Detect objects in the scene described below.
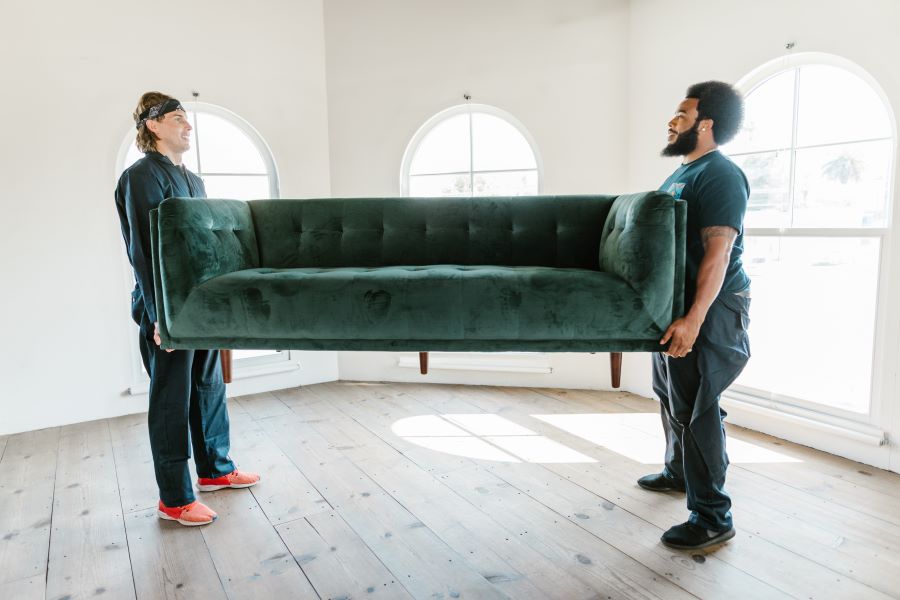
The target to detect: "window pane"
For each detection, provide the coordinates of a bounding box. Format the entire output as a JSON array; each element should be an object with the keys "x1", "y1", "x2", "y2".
[
  {"x1": 409, "y1": 114, "x2": 471, "y2": 175},
  {"x1": 472, "y1": 113, "x2": 537, "y2": 171},
  {"x1": 201, "y1": 175, "x2": 271, "y2": 200},
  {"x1": 797, "y1": 65, "x2": 892, "y2": 147},
  {"x1": 124, "y1": 144, "x2": 142, "y2": 170},
  {"x1": 730, "y1": 151, "x2": 792, "y2": 228},
  {"x1": 194, "y1": 112, "x2": 266, "y2": 174},
  {"x1": 791, "y1": 140, "x2": 892, "y2": 228},
  {"x1": 473, "y1": 170, "x2": 538, "y2": 196},
  {"x1": 737, "y1": 236, "x2": 879, "y2": 413},
  {"x1": 182, "y1": 141, "x2": 200, "y2": 172},
  {"x1": 724, "y1": 69, "x2": 795, "y2": 155},
  {"x1": 182, "y1": 113, "x2": 200, "y2": 172},
  {"x1": 409, "y1": 173, "x2": 472, "y2": 197}
]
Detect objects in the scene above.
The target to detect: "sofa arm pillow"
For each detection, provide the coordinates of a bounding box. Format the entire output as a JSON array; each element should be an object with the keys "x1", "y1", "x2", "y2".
[{"x1": 599, "y1": 191, "x2": 685, "y2": 330}]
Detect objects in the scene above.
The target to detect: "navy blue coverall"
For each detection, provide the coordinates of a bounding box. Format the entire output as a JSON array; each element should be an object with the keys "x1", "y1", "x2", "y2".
[
  {"x1": 115, "y1": 151, "x2": 235, "y2": 507},
  {"x1": 656, "y1": 150, "x2": 752, "y2": 532}
]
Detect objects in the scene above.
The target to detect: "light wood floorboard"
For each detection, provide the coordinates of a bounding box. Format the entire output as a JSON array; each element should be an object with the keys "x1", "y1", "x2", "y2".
[
  {"x1": 45, "y1": 420, "x2": 135, "y2": 600},
  {"x1": 0, "y1": 428, "x2": 59, "y2": 597},
  {"x1": 0, "y1": 575, "x2": 45, "y2": 600},
  {"x1": 125, "y1": 507, "x2": 227, "y2": 600},
  {"x1": 275, "y1": 510, "x2": 415, "y2": 600},
  {"x1": 5, "y1": 382, "x2": 900, "y2": 600}
]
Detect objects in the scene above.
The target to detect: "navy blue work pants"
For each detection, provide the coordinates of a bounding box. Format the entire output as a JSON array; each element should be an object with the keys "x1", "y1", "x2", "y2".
[
  {"x1": 652, "y1": 292, "x2": 751, "y2": 531},
  {"x1": 138, "y1": 314, "x2": 235, "y2": 507}
]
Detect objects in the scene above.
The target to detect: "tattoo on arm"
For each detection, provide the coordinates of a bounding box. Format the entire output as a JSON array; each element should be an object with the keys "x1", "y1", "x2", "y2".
[{"x1": 701, "y1": 226, "x2": 738, "y2": 253}]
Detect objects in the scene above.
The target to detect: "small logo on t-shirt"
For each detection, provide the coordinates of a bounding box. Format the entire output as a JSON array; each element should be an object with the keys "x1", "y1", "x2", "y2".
[{"x1": 667, "y1": 183, "x2": 686, "y2": 199}]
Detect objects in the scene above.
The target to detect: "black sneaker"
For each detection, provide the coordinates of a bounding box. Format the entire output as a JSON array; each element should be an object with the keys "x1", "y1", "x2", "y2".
[
  {"x1": 661, "y1": 521, "x2": 735, "y2": 550},
  {"x1": 637, "y1": 472, "x2": 686, "y2": 493}
]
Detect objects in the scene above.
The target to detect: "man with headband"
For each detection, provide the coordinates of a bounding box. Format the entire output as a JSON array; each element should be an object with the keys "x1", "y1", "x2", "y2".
[{"x1": 115, "y1": 91, "x2": 259, "y2": 527}]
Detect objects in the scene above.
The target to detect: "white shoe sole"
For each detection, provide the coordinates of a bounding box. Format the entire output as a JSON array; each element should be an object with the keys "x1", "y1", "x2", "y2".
[
  {"x1": 197, "y1": 479, "x2": 259, "y2": 492},
  {"x1": 157, "y1": 509, "x2": 217, "y2": 526}
]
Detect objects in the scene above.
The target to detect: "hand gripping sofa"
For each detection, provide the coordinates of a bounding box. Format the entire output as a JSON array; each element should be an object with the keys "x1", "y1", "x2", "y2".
[{"x1": 150, "y1": 193, "x2": 685, "y2": 382}]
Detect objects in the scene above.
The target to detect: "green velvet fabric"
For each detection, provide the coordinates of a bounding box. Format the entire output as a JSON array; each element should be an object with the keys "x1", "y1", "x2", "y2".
[
  {"x1": 598, "y1": 191, "x2": 681, "y2": 330},
  {"x1": 152, "y1": 194, "x2": 685, "y2": 351},
  {"x1": 171, "y1": 265, "x2": 656, "y2": 341},
  {"x1": 155, "y1": 199, "x2": 259, "y2": 327},
  {"x1": 248, "y1": 196, "x2": 613, "y2": 269}
]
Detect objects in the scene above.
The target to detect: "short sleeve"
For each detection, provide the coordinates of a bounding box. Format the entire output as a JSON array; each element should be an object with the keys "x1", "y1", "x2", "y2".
[{"x1": 695, "y1": 164, "x2": 749, "y2": 234}]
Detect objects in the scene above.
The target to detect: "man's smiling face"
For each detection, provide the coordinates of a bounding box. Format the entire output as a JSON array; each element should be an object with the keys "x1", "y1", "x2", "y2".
[
  {"x1": 148, "y1": 109, "x2": 192, "y2": 156},
  {"x1": 662, "y1": 98, "x2": 701, "y2": 157}
]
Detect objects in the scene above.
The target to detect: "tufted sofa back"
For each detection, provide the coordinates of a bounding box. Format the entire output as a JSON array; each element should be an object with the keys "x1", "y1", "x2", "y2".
[{"x1": 248, "y1": 196, "x2": 615, "y2": 270}]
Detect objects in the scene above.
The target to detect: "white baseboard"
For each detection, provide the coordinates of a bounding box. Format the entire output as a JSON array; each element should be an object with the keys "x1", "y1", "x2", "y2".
[
  {"x1": 397, "y1": 352, "x2": 553, "y2": 374},
  {"x1": 722, "y1": 390, "x2": 892, "y2": 470}
]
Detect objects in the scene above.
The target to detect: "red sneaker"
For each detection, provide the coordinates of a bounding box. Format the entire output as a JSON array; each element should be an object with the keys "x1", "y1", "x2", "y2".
[
  {"x1": 197, "y1": 469, "x2": 261, "y2": 492},
  {"x1": 157, "y1": 500, "x2": 218, "y2": 526}
]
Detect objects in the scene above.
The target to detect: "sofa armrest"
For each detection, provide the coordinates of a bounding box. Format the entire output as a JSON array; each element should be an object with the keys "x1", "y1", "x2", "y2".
[
  {"x1": 599, "y1": 191, "x2": 686, "y2": 330},
  {"x1": 151, "y1": 198, "x2": 260, "y2": 344}
]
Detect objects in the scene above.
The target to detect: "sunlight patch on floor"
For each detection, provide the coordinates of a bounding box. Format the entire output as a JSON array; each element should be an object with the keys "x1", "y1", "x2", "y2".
[
  {"x1": 407, "y1": 435, "x2": 523, "y2": 462},
  {"x1": 392, "y1": 414, "x2": 595, "y2": 463},
  {"x1": 391, "y1": 412, "x2": 800, "y2": 465},
  {"x1": 533, "y1": 413, "x2": 803, "y2": 464}
]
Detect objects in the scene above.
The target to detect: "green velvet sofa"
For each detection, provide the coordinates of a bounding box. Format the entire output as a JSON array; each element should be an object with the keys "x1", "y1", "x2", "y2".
[{"x1": 150, "y1": 193, "x2": 685, "y2": 366}]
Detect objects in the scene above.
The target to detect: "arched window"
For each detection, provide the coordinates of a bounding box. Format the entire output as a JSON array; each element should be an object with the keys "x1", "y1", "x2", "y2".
[
  {"x1": 401, "y1": 104, "x2": 540, "y2": 197},
  {"x1": 120, "y1": 102, "x2": 279, "y2": 199},
  {"x1": 116, "y1": 102, "x2": 283, "y2": 380},
  {"x1": 722, "y1": 54, "x2": 895, "y2": 418}
]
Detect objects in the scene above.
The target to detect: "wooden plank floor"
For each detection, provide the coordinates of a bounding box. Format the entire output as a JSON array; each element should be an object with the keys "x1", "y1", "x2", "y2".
[{"x1": 1, "y1": 382, "x2": 898, "y2": 600}]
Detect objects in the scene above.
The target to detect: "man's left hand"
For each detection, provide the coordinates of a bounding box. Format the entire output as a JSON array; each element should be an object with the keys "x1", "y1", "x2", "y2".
[
  {"x1": 660, "y1": 316, "x2": 702, "y2": 358},
  {"x1": 154, "y1": 322, "x2": 175, "y2": 353}
]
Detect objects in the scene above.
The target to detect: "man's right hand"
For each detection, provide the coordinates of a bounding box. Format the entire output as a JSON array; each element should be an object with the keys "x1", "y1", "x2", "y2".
[
  {"x1": 153, "y1": 322, "x2": 175, "y2": 353},
  {"x1": 660, "y1": 314, "x2": 702, "y2": 358}
]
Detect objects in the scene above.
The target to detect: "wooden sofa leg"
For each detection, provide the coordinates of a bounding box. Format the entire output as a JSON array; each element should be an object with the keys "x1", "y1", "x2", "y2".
[
  {"x1": 610, "y1": 352, "x2": 622, "y2": 389},
  {"x1": 419, "y1": 352, "x2": 429, "y2": 375},
  {"x1": 220, "y1": 349, "x2": 233, "y2": 384}
]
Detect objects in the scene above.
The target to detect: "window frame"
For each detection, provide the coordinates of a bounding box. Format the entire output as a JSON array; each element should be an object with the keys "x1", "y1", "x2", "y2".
[
  {"x1": 721, "y1": 52, "x2": 897, "y2": 436},
  {"x1": 399, "y1": 102, "x2": 544, "y2": 197}
]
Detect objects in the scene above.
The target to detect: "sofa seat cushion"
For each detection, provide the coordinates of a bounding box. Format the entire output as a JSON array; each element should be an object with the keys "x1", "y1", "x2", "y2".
[{"x1": 169, "y1": 265, "x2": 661, "y2": 343}]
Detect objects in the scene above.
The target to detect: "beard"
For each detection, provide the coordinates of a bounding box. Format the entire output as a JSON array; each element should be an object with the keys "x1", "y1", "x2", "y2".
[{"x1": 661, "y1": 122, "x2": 700, "y2": 157}]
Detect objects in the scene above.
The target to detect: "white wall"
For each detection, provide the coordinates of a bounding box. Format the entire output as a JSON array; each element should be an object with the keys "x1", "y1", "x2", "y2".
[
  {"x1": 338, "y1": 351, "x2": 650, "y2": 392},
  {"x1": 324, "y1": 0, "x2": 636, "y2": 391},
  {"x1": 0, "y1": 0, "x2": 337, "y2": 435},
  {"x1": 624, "y1": 0, "x2": 900, "y2": 471}
]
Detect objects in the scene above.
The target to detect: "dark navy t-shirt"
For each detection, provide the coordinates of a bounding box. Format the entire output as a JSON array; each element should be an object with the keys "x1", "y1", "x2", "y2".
[{"x1": 659, "y1": 150, "x2": 751, "y2": 303}]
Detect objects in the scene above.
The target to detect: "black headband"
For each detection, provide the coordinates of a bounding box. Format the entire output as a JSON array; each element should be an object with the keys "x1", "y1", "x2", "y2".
[{"x1": 136, "y1": 99, "x2": 185, "y2": 129}]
